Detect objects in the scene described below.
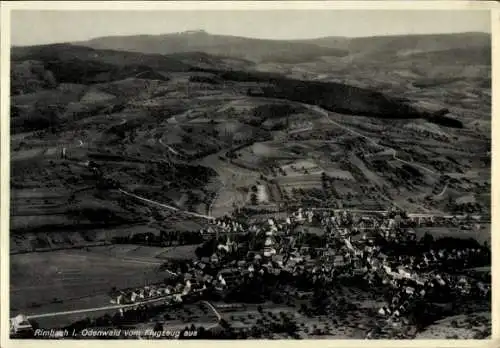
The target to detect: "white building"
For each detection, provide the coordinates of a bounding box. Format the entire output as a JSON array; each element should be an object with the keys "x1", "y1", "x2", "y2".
[{"x1": 10, "y1": 314, "x2": 32, "y2": 334}]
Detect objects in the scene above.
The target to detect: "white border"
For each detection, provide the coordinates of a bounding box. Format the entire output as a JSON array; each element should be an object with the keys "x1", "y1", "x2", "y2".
[{"x1": 1, "y1": 2, "x2": 499, "y2": 348}]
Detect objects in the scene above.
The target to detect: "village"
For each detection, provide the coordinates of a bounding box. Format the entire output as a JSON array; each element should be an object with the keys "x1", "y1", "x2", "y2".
[{"x1": 12, "y1": 206, "x2": 489, "y2": 339}]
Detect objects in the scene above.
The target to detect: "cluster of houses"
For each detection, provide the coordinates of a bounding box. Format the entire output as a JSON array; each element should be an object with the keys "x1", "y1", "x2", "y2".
[
  {"x1": 297, "y1": 209, "x2": 489, "y2": 314},
  {"x1": 97, "y1": 206, "x2": 488, "y2": 332},
  {"x1": 109, "y1": 279, "x2": 205, "y2": 306},
  {"x1": 198, "y1": 207, "x2": 489, "y2": 319}
]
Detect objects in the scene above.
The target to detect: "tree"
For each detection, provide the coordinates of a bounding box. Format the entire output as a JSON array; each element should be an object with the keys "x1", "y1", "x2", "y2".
[
  {"x1": 421, "y1": 233, "x2": 434, "y2": 249},
  {"x1": 250, "y1": 193, "x2": 258, "y2": 205},
  {"x1": 219, "y1": 319, "x2": 231, "y2": 330},
  {"x1": 154, "y1": 322, "x2": 163, "y2": 332},
  {"x1": 181, "y1": 134, "x2": 192, "y2": 144}
]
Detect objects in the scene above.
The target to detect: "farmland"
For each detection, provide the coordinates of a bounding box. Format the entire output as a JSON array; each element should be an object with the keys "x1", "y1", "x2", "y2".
[
  {"x1": 90, "y1": 244, "x2": 200, "y2": 261},
  {"x1": 135, "y1": 302, "x2": 220, "y2": 333},
  {"x1": 10, "y1": 250, "x2": 171, "y2": 316},
  {"x1": 414, "y1": 312, "x2": 491, "y2": 339},
  {"x1": 209, "y1": 287, "x2": 400, "y2": 339},
  {"x1": 413, "y1": 226, "x2": 491, "y2": 245}
]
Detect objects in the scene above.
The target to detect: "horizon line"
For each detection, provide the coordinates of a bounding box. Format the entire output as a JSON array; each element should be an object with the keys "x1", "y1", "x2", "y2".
[{"x1": 11, "y1": 29, "x2": 491, "y2": 48}]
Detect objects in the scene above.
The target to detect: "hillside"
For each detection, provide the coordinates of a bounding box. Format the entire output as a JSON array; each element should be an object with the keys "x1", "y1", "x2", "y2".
[
  {"x1": 192, "y1": 68, "x2": 452, "y2": 123},
  {"x1": 74, "y1": 31, "x2": 490, "y2": 66},
  {"x1": 10, "y1": 35, "x2": 490, "y2": 252},
  {"x1": 11, "y1": 42, "x2": 448, "y2": 137},
  {"x1": 301, "y1": 32, "x2": 491, "y2": 62},
  {"x1": 75, "y1": 30, "x2": 349, "y2": 63}
]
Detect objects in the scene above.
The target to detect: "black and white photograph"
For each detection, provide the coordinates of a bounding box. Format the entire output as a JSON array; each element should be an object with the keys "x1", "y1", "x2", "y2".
[{"x1": 2, "y1": 2, "x2": 495, "y2": 342}]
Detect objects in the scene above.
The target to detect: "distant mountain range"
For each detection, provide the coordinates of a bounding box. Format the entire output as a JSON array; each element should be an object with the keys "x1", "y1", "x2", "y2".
[
  {"x1": 298, "y1": 32, "x2": 490, "y2": 54},
  {"x1": 70, "y1": 30, "x2": 490, "y2": 64},
  {"x1": 74, "y1": 30, "x2": 349, "y2": 63}
]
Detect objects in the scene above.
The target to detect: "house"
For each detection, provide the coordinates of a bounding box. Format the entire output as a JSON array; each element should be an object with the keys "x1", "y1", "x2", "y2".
[
  {"x1": 264, "y1": 247, "x2": 277, "y2": 257},
  {"x1": 210, "y1": 254, "x2": 220, "y2": 263},
  {"x1": 10, "y1": 315, "x2": 33, "y2": 335},
  {"x1": 130, "y1": 291, "x2": 138, "y2": 302},
  {"x1": 272, "y1": 254, "x2": 285, "y2": 267},
  {"x1": 333, "y1": 255, "x2": 347, "y2": 267},
  {"x1": 217, "y1": 268, "x2": 242, "y2": 286}
]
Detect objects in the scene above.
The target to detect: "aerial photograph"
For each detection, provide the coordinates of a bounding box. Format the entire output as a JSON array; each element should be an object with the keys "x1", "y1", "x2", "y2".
[{"x1": 8, "y1": 7, "x2": 491, "y2": 340}]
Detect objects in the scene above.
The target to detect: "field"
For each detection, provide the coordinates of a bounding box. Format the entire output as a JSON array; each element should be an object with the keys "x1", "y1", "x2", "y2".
[
  {"x1": 413, "y1": 226, "x2": 491, "y2": 244},
  {"x1": 277, "y1": 175, "x2": 323, "y2": 190},
  {"x1": 215, "y1": 287, "x2": 392, "y2": 339},
  {"x1": 280, "y1": 160, "x2": 323, "y2": 177},
  {"x1": 135, "y1": 302, "x2": 220, "y2": 334},
  {"x1": 89, "y1": 244, "x2": 168, "y2": 261},
  {"x1": 415, "y1": 312, "x2": 491, "y2": 339},
  {"x1": 349, "y1": 154, "x2": 386, "y2": 187},
  {"x1": 25, "y1": 295, "x2": 118, "y2": 329},
  {"x1": 10, "y1": 250, "x2": 170, "y2": 316},
  {"x1": 89, "y1": 244, "x2": 200, "y2": 261},
  {"x1": 256, "y1": 185, "x2": 270, "y2": 203},
  {"x1": 200, "y1": 153, "x2": 261, "y2": 217}
]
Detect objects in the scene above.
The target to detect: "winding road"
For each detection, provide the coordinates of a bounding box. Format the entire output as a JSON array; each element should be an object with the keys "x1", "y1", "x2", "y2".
[
  {"x1": 435, "y1": 183, "x2": 449, "y2": 197},
  {"x1": 202, "y1": 301, "x2": 222, "y2": 321},
  {"x1": 200, "y1": 301, "x2": 222, "y2": 330}
]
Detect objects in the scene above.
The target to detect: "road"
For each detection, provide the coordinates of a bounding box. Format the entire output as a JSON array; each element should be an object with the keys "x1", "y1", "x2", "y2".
[
  {"x1": 288, "y1": 125, "x2": 313, "y2": 135},
  {"x1": 202, "y1": 301, "x2": 222, "y2": 321},
  {"x1": 159, "y1": 139, "x2": 181, "y2": 156},
  {"x1": 306, "y1": 105, "x2": 439, "y2": 176},
  {"x1": 17, "y1": 290, "x2": 204, "y2": 321},
  {"x1": 121, "y1": 185, "x2": 480, "y2": 222},
  {"x1": 308, "y1": 207, "x2": 480, "y2": 219},
  {"x1": 201, "y1": 301, "x2": 222, "y2": 329},
  {"x1": 249, "y1": 208, "x2": 481, "y2": 220},
  {"x1": 120, "y1": 183, "x2": 480, "y2": 222},
  {"x1": 436, "y1": 183, "x2": 449, "y2": 197},
  {"x1": 118, "y1": 189, "x2": 215, "y2": 221}
]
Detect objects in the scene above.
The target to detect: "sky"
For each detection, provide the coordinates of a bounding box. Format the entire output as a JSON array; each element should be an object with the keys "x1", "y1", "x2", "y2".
[{"x1": 11, "y1": 9, "x2": 491, "y2": 46}]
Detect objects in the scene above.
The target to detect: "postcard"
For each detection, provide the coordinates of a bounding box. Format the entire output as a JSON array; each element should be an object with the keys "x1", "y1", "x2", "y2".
[{"x1": 0, "y1": 1, "x2": 497, "y2": 347}]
